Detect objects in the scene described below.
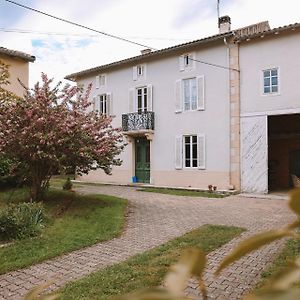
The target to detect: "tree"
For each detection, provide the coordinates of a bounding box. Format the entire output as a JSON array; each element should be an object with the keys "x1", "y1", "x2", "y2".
[{"x1": 0, "y1": 73, "x2": 125, "y2": 201}]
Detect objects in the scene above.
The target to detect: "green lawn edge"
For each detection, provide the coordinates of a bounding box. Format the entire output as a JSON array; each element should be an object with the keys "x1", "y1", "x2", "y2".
[
  {"x1": 137, "y1": 187, "x2": 228, "y2": 198},
  {"x1": 0, "y1": 191, "x2": 127, "y2": 274},
  {"x1": 256, "y1": 238, "x2": 300, "y2": 290},
  {"x1": 60, "y1": 224, "x2": 245, "y2": 300}
]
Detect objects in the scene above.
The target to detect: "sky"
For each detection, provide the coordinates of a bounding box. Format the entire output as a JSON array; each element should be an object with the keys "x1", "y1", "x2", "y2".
[{"x1": 0, "y1": 0, "x2": 299, "y2": 86}]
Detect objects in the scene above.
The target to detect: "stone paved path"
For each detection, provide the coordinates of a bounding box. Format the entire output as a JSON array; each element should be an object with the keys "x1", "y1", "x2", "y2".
[{"x1": 0, "y1": 185, "x2": 295, "y2": 299}]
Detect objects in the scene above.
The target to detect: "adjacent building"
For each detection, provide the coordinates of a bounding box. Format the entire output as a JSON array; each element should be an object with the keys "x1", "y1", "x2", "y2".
[
  {"x1": 0, "y1": 46, "x2": 35, "y2": 97},
  {"x1": 66, "y1": 18, "x2": 300, "y2": 194}
]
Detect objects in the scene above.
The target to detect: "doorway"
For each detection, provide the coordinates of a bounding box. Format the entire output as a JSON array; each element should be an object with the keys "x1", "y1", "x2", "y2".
[
  {"x1": 135, "y1": 137, "x2": 150, "y2": 183},
  {"x1": 268, "y1": 114, "x2": 300, "y2": 191}
]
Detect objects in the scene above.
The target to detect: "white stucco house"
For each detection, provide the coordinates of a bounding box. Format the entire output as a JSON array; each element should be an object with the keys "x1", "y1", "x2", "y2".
[{"x1": 65, "y1": 17, "x2": 300, "y2": 194}]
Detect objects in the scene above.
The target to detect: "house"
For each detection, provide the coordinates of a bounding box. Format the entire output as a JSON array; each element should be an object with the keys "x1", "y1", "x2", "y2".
[
  {"x1": 66, "y1": 17, "x2": 300, "y2": 194},
  {"x1": 0, "y1": 46, "x2": 35, "y2": 97}
]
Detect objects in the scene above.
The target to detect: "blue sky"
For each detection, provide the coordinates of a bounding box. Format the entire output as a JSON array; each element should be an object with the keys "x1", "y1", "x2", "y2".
[{"x1": 0, "y1": 0, "x2": 299, "y2": 85}]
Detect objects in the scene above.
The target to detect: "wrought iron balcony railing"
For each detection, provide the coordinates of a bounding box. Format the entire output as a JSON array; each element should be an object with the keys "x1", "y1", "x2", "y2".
[{"x1": 122, "y1": 111, "x2": 154, "y2": 132}]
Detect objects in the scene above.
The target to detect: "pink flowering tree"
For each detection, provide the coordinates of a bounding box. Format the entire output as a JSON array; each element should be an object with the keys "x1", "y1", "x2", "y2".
[{"x1": 0, "y1": 73, "x2": 125, "y2": 201}]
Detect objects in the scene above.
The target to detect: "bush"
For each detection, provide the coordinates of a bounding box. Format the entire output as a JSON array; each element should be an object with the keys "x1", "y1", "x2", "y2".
[
  {"x1": 0, "y1": 202, "x2": 45, "y2": 241},
  {"x1": 63, "y1": 177, "x2": 73, "y2": 191},
  {"x1": 0, "y1": 157, "x2": 23, "y2": 188}
]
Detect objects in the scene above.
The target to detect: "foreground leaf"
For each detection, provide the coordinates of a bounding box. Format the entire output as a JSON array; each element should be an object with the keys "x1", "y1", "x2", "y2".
[
  {"x1": 270, "y1": 257, "x2": 300, "y2": 290},
  {"x1": 216, "y1": 230, "x2": 291, "y2": 275},
  {"x1": 165, "y1": 248, "x2": 206, "y2": 295},
  {"x1": 289, "y1": 189, "x2": 300, "y2": 216},
  {"x1": 24, "y1": 281, "x2": 59, "y2": 300},
  {"x1": 244, "y1": 288, "x2": 300, "y2": 300},
  {"x1": 116, "y1": 287, "x2": 187, "y2": 300}
]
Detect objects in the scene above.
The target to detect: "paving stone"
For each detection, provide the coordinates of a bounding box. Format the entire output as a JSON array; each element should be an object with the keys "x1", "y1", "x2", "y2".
[{"x1": 0, "y1": 185, "x2": 294, "y2": 299}]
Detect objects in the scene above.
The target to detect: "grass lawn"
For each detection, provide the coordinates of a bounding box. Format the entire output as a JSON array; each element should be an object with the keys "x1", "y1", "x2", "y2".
[
  {"x1": 59, "y1": 224, "x2": 244, "y2": 300},
  {"x1": 257, "y1": 238, "x2": 300, "y2": 289},
  {"x1": 137, "y1": 187, "x2": 228, "y2": 198},
  {"x1": 0, "y1": 188, "x2": 127, "y2": 274}
]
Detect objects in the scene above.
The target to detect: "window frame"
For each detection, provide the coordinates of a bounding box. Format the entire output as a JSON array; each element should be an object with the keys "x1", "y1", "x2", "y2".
[
  {"x1": 183, "y1": 135, "x2": 198, "y2": 169},
  {"x1": 261, "y1": 67, "x2": 280, "y2": 96},
  {"x1": 182, "y1": 77, "x2": 197, "y2": 112},
  {"x1": 99, "y1": 93, "x2": 108, "y2": 115},
  {"x1": 136, "y1": 86, "x2": 148, "y2": 113}
]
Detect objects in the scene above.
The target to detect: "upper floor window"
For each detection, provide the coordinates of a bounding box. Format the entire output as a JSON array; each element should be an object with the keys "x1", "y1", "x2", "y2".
[
  {"x1": 137, "y1": 87, "x2": 148, "y2": 113},
  {"x1": 184, "y1": 54, "x2": 191, "y2": 67},
  {"x1": 183, "y1": 77, "x2": 197, "y2": 111},
  {"x1": 93, "y1": 93, "x2": 112, "y2": 116},
  {"x1": 133, "y1": 64, "x2": 146, "y2": 81},
  {"x1": 95, "y1": 74, "x2": 106, "y2": 89},
  {"x1": 179, "y1": 52, "x2": 195, "y2": 71},
  {"x1": 99, "y1": 94, "x2": 108, "y2": 115},
  {"x1": 263, "y1": 68, "x2": 278, "y2": 94},
  {"x1": 175, "y1": 76, "x2": 205, "y2": 113}
]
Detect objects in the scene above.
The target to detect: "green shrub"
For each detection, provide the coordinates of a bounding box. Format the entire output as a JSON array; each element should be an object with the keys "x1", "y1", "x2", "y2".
[
  {"x1": 0, "y1": 202, "x2": 45, "y2": 241},
  {"x1": 0, "y1": 157, "x2": 24, "y2": 188},
  {"x1": 63, "y1": 178, "x2": 73, "y2": 191}
]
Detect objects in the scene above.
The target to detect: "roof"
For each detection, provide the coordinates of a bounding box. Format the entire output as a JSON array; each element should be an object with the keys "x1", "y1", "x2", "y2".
[
  {"x1": 65, "y1": 31, "x2": 234, "y2": 81},
  {"x1": 236, "y1": 22, "x2": 300, "y2": 42},
  {"x1": 65, "y1": 21, "x2": 300, "y2": 81},
  {"x1": 0, "y1": 47, "x2": 36, "y2": 62}
]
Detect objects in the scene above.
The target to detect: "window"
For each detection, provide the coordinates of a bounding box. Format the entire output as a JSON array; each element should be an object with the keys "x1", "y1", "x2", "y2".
[
  {"x1": 179, "y1": 52, "x2": 195, "y2": 71},
  {"x1": 184, "y1": 54, "x2": 191, "y2": 67},
  {"x1": 175, "y1": 134, "x2": 205, "y2": 170},
  {"x1": 95, "y1": 74, "x2": 106, "y2": 88},
  {"x1": 133, "y1": 64, "x2": 146, "y2": 80},
  {"x1": 136, "y1": 87, "x2": 148, "y2": 113},
  {"x1": 184, "y1": 135, "x2": 198, "y2": 168},
  {"x1": 93, "y1": 93, "x2": 112, "y2": 115},
  {"x1": 99, "y1": 94, "x2": 108, "y2": 115},
  {"x1": 183, "y1": 78, "x2": 197, "y2": 111},
  {"x1": 263, "y1": 68, "x2": 278, "y2": 94},
  {"x1": 137, "y1": 65, "x2": 144, "y2": 76}
]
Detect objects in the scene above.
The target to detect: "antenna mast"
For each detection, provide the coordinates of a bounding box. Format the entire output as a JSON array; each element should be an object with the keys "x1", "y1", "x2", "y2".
[{"x1": 217, "y1": 0, "x2": 220, "y2": 28}]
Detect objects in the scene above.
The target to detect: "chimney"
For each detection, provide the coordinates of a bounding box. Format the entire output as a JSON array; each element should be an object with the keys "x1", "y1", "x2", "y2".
[
  {"x1": 140, "y1": 48, "x2": 152, "y2": 55},
  {"x1": 219, "y1": 15, "x2": 231, "y2": 34}
]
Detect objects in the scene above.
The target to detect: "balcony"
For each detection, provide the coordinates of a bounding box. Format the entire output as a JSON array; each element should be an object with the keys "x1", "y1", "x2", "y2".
[{"x1": 122, "y1": 111, "x2": 154, "y2": 134}]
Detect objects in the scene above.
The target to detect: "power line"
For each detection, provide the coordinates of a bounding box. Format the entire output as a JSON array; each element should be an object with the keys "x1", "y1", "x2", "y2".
[
  {"x1": 0, "y1": 27, "x2": 193, "y2": 42},
  {"x1": 4, "y1": 0, "x2": 239, "y2": 72},
  {"x1": 4, "y1": 0, "x2": 154, "y2": 49}
]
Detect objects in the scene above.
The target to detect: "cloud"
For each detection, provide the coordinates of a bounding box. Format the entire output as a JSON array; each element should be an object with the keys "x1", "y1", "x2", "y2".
[{"x1": 173, "y1": 0, "x2": 238, "y2": 28}]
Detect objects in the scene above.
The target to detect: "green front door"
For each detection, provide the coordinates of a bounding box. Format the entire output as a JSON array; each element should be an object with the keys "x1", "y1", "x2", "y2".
[{"x1": 135, "y1": 138, "x2": 150, "y2": 183}]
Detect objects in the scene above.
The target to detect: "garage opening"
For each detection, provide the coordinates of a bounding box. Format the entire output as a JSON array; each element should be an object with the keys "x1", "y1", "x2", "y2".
[{"x1": 268, "y1": 114, "x2": 300, "y2": 192}]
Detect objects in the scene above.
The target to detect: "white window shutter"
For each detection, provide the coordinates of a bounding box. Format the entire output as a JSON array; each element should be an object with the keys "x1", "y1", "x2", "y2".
[
  {"x1": 106, "y1": 93, "x2": 112, "y2": 116},
  {"x1": 179, "y1": 56, "x2": 185, "y2": 71},
  {"x1": 197, "y1": 134, "x2": 206, "y2": 169},
  {"x1": 175, "y1": 80, "x2": 182, "y2": 113},
  {"x1": 95, "y1": 76, "x2": 100, "y2": 89},
  {"x1": 147, "y1": 84, "x2": 153, "y2": 111},
  {"x1": 175, "y1": 135, "x2": 183, "y2": 169},
  {"x1": 133, "y1": 66, "x2": 138, "y2": 81},
  {"x1": 129, "y1": 88, "x2": 135, "y2": 113},
  {"x1": 191, "y1": 52, "x2": 196, "y2": 69},
  {"x1": 197, "y1": 76, "x2": 205, "y2": 110},
  {"x1": 101, "y1": 74, "x2": 106, "y2": 86},
  {"x1": 92, "y1": 96, "x2": 97, "y2": 111}
]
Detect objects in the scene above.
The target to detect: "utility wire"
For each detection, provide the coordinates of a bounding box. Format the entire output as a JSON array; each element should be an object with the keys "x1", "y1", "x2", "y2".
[
  {"x1": 0, "y1": 27, "x2": 193, "y2": 42},
  {"x1": 4, "y1": 0, "x2": 239, "y2": 72}
]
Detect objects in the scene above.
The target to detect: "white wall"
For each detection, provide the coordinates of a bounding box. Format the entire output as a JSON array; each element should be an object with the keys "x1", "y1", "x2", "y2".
[
  {"x1": 240, "y1": 32, "x2": 300, "y2": 115},
  {"x1": 78, "y1": 43, "x2": 231, "y2": 188}
]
